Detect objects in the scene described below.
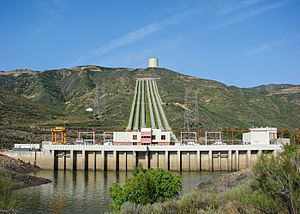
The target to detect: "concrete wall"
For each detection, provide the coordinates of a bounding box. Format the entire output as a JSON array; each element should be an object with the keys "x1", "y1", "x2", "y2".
[{"x1": 1, "y1": 144, "x2": 282, "y2": 172}]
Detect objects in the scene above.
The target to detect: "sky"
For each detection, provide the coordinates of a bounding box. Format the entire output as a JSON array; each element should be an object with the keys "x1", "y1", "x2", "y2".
[{"x1": 1, "y1": 0, "x2": 300, "y2": 87}]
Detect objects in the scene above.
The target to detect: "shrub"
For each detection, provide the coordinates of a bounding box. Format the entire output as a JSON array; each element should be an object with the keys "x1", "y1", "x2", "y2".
[
  {"x1": 109, "y1": 168, "x2": 182, "y2": 212},
  {"x1": 252, "y1": 144, "x2": 300, "y2": 213}
]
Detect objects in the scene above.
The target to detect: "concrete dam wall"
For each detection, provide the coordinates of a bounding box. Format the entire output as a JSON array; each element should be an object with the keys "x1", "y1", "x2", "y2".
[{"x1": 2, "y1": 144, "x2": 281, "y2": 171}]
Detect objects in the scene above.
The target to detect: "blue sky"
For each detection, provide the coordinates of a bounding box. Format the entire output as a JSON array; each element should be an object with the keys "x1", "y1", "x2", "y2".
[{"x1": 1, "y1": 0, "x2": 299, "y2": 87}]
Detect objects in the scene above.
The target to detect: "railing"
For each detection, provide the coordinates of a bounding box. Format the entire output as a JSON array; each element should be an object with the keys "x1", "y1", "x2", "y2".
[{"x1": 61, "y1": 128, "x2": 300, "y2": 145}]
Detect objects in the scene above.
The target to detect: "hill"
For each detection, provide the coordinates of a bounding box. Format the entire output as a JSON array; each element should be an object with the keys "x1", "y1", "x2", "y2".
[{"x1": 0, "y1": 66, "x2": 299, "y2": 147}]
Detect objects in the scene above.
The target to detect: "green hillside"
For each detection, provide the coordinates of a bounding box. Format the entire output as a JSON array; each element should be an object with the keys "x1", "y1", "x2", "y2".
[{"x1": 0, "y1": 65, "x2": 299, "y2": 147}]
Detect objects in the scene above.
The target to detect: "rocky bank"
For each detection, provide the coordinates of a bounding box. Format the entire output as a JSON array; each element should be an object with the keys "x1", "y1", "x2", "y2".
[
  {"x1": 0, "y1": 153, "x2": 51, "y2": 189},
  {"x1": 197, "y1": 168, "x2": 253, "y2": 191}
]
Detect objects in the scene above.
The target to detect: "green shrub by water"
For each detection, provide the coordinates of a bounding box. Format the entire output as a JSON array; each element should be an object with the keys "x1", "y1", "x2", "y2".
[{"x1": 109, "y1": 166, "x2": 182, "y2": 212}]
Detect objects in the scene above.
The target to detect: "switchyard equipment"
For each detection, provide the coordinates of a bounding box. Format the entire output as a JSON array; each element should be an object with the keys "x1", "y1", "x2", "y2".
[
  {"x1": 205, "y1": 132, "x2": 222, "y2": 145},
  {"x1": 76, "y1": 131, "x2": 96, "y2": 144},
  {"x1": 181, "y1": 132, "x2": 197, "y2": 145},
  {"x1": 103, "y1": 132, "x2": 113, "y2": 145},
  {"x1": 51, "y1": 127, "x2": 67, "y2": 145}
]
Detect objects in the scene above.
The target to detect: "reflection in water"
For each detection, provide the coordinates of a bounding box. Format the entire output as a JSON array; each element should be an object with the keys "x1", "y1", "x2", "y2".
[
  {"x1": 48, "y1": 193, "x2": 66, "y2": 214},
  {"x1": 17, "y1": 170, "x2": 226, "y2": 213}
]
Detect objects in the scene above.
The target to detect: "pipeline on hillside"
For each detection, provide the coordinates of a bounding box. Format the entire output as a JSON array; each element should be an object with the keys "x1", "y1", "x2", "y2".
[
  {"x1": 126, "y1": 80, "x2": 139, "y2": 130},
  {"x1": 146, "y1": 80, "x2": 156, "y2": 129},
  {"x1": 133, "y1": 80, "x2": 142, "y2": 130},
  {"x1": 149, "y1": 79, "x2": 164, "y2": 129},
  {"x1": 126, "y1": 78, "x2": 177, "y2": 141},
  {"x1": 151, "y1": 80, "x2": 178, "y2": 141}
]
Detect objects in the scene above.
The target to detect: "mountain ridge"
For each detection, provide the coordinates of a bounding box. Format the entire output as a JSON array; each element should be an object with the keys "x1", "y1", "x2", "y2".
[
  {"x1": 1, "y1": 65, "x2": 298, "y2": 89},
  {"x1": 0, "y1": 65, "x2": 299, "y2": 147}
]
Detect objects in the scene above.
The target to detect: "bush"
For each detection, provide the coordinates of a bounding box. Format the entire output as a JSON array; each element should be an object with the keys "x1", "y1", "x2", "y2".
[
  {"x1": 225, "y1": 180, "x2": 283, "y2": 213},
  {"x1": 109, "y1": 167, "x2": 182, "y2": 212},
  {"x1": 252, "y1": 144, "x2": 300, "y2": 213}
]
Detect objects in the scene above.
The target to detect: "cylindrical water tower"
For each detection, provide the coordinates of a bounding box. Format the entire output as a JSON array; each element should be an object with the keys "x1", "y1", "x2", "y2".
[{"x1": 148, "y1": 58, "x2": 158, "y2": 68}]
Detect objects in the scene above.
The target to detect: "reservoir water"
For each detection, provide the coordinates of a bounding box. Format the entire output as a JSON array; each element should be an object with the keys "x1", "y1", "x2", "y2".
[{"x1": 17, "y1": 170, "x2": 226, "y2": 213}]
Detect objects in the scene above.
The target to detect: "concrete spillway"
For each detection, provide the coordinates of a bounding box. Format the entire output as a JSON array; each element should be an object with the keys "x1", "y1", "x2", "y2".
[{"x1": 127, "y1": 78, "x2": 177, "y2": 140}]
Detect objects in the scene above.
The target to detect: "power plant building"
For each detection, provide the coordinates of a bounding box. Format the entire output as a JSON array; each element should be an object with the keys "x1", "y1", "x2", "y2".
[
  {"x1": 242, "y1": 127, "x2": 277, "y2": 145},
  {"x1": 113, "y1": 128, "x2": 172, "y2": 145}
]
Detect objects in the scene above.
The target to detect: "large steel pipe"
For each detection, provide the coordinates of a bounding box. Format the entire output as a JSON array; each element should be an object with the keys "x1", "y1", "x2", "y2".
[
  {"x1": 152, "y1": 81, "x2": 171, "y2": 130},
  {"x1": 133, "y1": 80, "x2": 142, "y2": 130},
  {"x1": 153, "y1": 80, "x2": 163, "y2": 104},
  {"x1": 126, "y1": 80, "x2": 139, "y2": 130},
  {"x1": 149, "y1": 80, "x2": 163, "y2": 129},
  {"x1": 152, "y1": 80, "x2": 178, "y2": 141},
  {"x1": 141, "y1": 80, "x2": 146, "y2": 128},
  {"x1": 146, "y1": 80, "x2": 156, "y2": 129}
]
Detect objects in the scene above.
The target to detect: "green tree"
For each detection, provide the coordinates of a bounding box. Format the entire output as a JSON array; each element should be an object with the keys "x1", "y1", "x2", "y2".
[
  {"x1": 252, "y1": 144, "x2": 300, "y2": 213},
  {"x1": 109, "y1": 168, "x2": 182, "y2": 212}
]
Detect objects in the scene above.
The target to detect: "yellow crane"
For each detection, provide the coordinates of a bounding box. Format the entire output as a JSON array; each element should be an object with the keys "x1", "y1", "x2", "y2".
[{"x1": 51, "y1": 127, "x2": 67, "y2": 144}]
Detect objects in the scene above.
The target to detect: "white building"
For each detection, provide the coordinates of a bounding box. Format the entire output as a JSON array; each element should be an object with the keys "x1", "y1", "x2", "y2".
[
  {"x1": 13, "y1": 144, "x2": 40, "y2": 151},
  {"x1": 242, "y1": 127, "x2": 277, "y2": 145}
]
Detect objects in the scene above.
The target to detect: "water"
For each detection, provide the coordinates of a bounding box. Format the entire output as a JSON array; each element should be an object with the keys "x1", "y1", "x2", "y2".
[{"x1": 17, "y1": 170, "x2": 226, "y2": 213}]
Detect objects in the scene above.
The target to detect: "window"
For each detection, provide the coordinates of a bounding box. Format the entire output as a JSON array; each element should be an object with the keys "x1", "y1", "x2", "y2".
[
  {"x1": 142, "y1": 136, "x2": 151, "y2": 138},
  {"x1": 133, "y1": 135, "x2": 137, "y2": 140},
  {"x1": 152, "y1": 135, "x2": 156, "y2": 140},
  {"x1": 161, "y1": 135, "x2": 166, "y2": 140}
]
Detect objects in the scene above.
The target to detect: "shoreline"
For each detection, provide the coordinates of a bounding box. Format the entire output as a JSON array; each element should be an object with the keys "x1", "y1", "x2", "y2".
[
  {"x1": 0, "y1": 153, "x2": 51, "y2": 189},
  {"x1": 196, "y1": 168, "x2": 252, "y2": 191}
]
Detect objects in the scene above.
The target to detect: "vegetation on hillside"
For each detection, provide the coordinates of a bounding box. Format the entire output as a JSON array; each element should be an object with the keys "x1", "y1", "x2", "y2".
[
  {"x1": 117, "y1": 145, "x2": 300, "y2": 214},
  {"x1": 1, "y1": 66, "x2": 300, "y2": 147}
]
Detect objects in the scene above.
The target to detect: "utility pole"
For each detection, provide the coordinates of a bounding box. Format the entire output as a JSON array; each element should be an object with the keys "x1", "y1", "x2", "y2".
[
  {"x1": 93, "y1": 83, "x2": 107, "y2": 118},
  {"x1": 184, "y1": 86, "x2": 199, "y2": 130}
]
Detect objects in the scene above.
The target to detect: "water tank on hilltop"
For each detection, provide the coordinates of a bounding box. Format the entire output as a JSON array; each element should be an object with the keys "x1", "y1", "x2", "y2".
[{"x1": 148, "y1": 58, "x2": 158, "y2": 68}]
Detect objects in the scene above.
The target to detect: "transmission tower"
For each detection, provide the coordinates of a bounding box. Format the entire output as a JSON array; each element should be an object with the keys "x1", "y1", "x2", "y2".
[
  {"x1": 184, "y1": 87, "x2": 199, "y2": 130},
  {"x1": 93, "y1": 83, "x2": 107, "y2": 118}
]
